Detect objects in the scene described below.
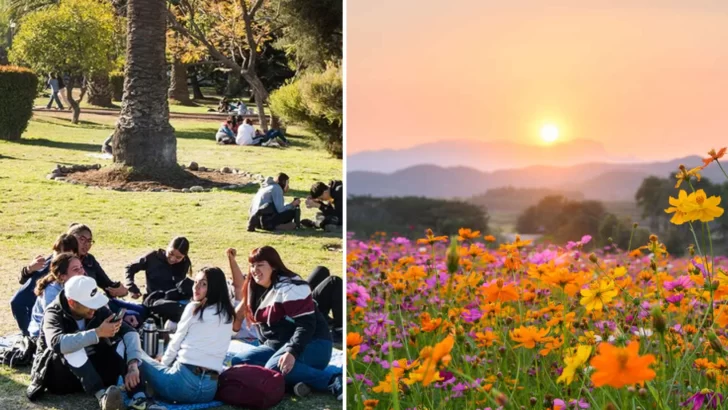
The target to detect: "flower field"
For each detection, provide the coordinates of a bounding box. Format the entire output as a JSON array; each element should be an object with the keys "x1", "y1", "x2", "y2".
[{"x1": 345, "y1": 149, "x2": 728, "y2": 410}]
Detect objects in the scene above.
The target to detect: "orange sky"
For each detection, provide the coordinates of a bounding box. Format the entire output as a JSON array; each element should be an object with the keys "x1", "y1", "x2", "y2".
[{"x1": 346, "y1": 1, "x2": 728, "y2": 160}]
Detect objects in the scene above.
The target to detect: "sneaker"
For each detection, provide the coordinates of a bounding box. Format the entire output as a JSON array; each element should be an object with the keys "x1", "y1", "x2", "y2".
[
  {"x1": 293, "y1": 382, "x2": 312, "y2": 398},
  {"x1": 129, "y1": 396, "x2": 167, "y2": 410},
  {"x1": 328, "y1": 375, "x2": 343, "y2": 400},
  {"x1": 98, "y1": 385, "x2": 124, "y2": 410},
  {"x1": 26, "y1": 380, "x2": 44, "y2": 401},
  {"x1": 300, "y1": 219, "x2": 316, "y2": 229}
]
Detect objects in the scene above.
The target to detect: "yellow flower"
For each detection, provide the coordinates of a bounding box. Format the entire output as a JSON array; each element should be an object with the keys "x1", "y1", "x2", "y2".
[
  {"x1": 404, "y1": 335, "x2": 455, "y2": 386},
  {"x1": 665, "y1": 190, "x2": 693, "y2": 225},
  {"x1": 580, "y1": 280, "x2": 618, "y2": 311},
  {"x1": 686, "y1": 189, "x2": 724, "y2": 223},
  {"x1": 557, "y1": 345, "x2": 592, "y2": 385},
  {"x1": 674, "y1": 164, "x2": 702, "y2": 188}
]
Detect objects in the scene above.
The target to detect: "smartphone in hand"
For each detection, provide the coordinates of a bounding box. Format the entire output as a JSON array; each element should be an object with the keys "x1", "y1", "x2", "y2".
[{"x1": 111, "y1": 308, "x2": 127, "y2": 323}]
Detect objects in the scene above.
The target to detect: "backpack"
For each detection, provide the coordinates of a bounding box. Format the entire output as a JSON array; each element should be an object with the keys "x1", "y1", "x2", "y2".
[
  {"x1": 215, "y1": 364, "x2": 285, "y2": 409},
  {"x1": 26, "y1": 347, "x2": 53, "y2": 401},
  {"x1": 0, "y1": 336, "x2": 36, "y2": 368}
]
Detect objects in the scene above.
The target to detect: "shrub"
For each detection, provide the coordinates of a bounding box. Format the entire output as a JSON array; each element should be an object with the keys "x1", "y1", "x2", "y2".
[
  {"x1": 270, "y1": 63, "x2": 342, "y2": 158},
  {"x1": 110, "y1": 70, "x2": 124, "y2": 101},
  {"x1": 0, "y1": 66, "x2": 38, "y2": 141}
]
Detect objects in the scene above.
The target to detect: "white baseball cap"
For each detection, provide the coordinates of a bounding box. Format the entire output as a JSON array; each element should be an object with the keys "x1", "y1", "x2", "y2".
[{"x1": 65, "y1": 276, "x2": 109, "y2": 309}]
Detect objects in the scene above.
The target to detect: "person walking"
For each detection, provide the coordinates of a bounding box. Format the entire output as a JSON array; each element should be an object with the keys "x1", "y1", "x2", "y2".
[{"x1": 46, "y1": 73, "x2": 64, "y2": 110}]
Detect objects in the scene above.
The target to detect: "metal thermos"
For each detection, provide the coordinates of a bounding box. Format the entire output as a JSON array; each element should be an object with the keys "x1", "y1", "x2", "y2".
[
  {"x1": 156, "y1": 338, "x2": 165, "y2": 359},
  {"x1": 142, "y1": 319, "x2": 158, "y2": 357}
]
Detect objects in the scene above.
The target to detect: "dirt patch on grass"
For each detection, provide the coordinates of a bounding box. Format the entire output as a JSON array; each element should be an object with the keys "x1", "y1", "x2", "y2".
[{"x1": 64, "y1": 166, "x2": 254, "y2": 192}]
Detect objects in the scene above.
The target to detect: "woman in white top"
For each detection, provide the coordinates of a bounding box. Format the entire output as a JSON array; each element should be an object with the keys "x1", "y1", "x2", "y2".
[{"x1": 138, "y1": 267, "x2": 234, "y2": 403}]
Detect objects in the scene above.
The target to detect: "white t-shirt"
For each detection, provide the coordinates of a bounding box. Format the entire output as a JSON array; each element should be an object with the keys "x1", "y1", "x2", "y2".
[
  {"x1": 236, "y1": 123, "x2": 256, "y2": 146},
  {"x1": 161, "y1": 302, "x2": 233, "y2": 373}
]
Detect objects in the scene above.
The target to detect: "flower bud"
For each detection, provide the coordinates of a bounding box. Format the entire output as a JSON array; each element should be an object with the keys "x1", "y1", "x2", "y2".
[
  {"x1": 638, "y1": 388, "x2": 647, "y2": 397},
  {"x1": 633, "y1": 222, "x2": 639, "y2": 229},
  {"x1": 650, "y1": 260, "x2": 657, "y2": 271},
  {"x1": 688, "y1": 245, "x2": 695, "y2": 257},
  {"x1": 708, "y1": 331, "x2": 723, "y2": 354},
  {"x1": 589, "y1": 253, "x2": 598, "y2": 263},
  {"x1": 446, "y1": 237, "x2": 459, "y2": 274},
  {"x1": 495, "y1": 393, "x2": 508, "y2": 406},
  {"x1": 649, "y1": 234, "x2": 657, "y2": 243},
  {"x1": 651, "y1": 306, "x2": 666, "y2": 334}
]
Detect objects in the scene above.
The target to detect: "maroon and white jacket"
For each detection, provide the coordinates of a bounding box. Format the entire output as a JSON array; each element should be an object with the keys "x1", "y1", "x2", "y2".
[{"x1": 251, "y1": 275, "x2": 331, "y2": 357}]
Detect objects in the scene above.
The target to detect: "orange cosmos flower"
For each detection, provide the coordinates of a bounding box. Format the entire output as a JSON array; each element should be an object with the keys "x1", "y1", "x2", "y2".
[
  {"x1": 363, "y1": 399, "x2": 379, "y2": 410},
  {"x1": 703, "y1": 147, "x2": 727, "y2": 168},
  {"x1": 347, "y1": 332, "x2": 364, "y2": 347},
  {"x1": 509, "y1": 326, "x2": 553, "y2": 349},
  {"x1": 474, "y1": 330, "x2": 498, "y2": 348},
  {"x1": 590, "y1": 341, "x2": 656, "y2": 388},
  {"x1": 420, "y1": 312, "x2": 444, "y2": 333},
  {"x1": 481, "y1": 278, "x2": 519, "y2": 303},
  {"x1": 405, "y1": 335, "x2": 455, "y2": 386},
  {"x1": 484, "y1": 235, "x2": 496, "y2": 242},
  {"x1": 372, "y1": 367, "x2": 406, "y2": 393},
  {"x1": 417, "y1": 228, "x2": 448, "y2": 245},
  {"x1": 458, "y1": 228, "x2": 481, "y2": 241},
  {"x1": 348, "y1": 345, "x2": 361, "y2": 359}
]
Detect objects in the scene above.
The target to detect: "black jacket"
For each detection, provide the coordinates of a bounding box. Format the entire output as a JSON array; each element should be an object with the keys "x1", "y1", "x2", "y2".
[
  {"x1": 319, "y1": 180, "x2": 342, "y2": 221},
  {"x1": 81, "y1": 254, "x2": 120, "y2": 292},
  {"x1": 125, "y1": 249, "x2": 191, "y2": 296},
  {"x1": 41, "y1": 290, "x2": 135, "y2": 355}
]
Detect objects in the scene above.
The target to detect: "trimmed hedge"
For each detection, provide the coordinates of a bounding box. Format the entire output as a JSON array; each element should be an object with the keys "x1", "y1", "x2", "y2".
[{"x1": 0, "y1": 66, "x2": 38, "y2": 141}]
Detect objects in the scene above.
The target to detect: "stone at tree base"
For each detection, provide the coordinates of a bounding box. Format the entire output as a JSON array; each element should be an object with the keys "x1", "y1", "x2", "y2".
[
  {"x1": 182, "y1": 188, "x2": 190, "y2": 193},
  {"x1": 190, "y1": 186, "x2": 204, "y2": 193},
  {"x1": 221, "y1": 167, "x2": 232, "y2": 173},
  {"x1": 188, "y1": 162, "x2": 199, "y2": 171}
]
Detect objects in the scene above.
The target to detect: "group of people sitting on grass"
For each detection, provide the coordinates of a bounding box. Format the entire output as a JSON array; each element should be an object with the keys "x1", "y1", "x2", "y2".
[
  {"x1": 247, "y1": 173, "x2": 343, "y2": 233},
  {"x1": 216, "y1": 98, "x2": 254, "y2": 116},
  {"x1": 9, "y1": 223, "x2": 343, "y2": 410},
  {"x1": 215, "y1": 116, "x2": 289, "y2": 147}
]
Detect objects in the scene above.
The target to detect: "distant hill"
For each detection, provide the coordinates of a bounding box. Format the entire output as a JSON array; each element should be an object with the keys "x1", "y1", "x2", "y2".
[
  {"x1": 348, "y1": 156, "x2": 720, "y2": 201},
  {"x1": 348, "y1": 138, "x2": 638, "y2": 173}
]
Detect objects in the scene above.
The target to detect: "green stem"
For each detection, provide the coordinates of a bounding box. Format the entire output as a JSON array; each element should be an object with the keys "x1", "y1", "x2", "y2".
[{"x1": 716, "y1": 159, "x2": 728, "y2": 181}]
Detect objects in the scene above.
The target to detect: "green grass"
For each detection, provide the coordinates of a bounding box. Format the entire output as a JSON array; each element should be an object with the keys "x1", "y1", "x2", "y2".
[{"x1": 0, "y1": 111, "x2": 342, "y2": 410}]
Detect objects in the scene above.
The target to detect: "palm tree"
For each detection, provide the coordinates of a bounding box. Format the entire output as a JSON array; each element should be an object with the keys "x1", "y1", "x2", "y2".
[{"x1": 112, "y1": 0, "x2": 178, "y2": 176}]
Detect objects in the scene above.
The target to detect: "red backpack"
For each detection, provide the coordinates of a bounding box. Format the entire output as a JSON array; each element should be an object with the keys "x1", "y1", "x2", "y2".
[{"x1": 215, "y1": 364, "x2": 285, "y2": 409}]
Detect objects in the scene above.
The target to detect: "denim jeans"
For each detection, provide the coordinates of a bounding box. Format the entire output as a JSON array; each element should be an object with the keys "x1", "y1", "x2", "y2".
[
  {"x1": 265, "y1": 129, "x2": 288, "y2": 144},
  {"x1": 230, "y1": 338, "x2": 336, "y2": 391},
  {"x1": 47, "y1": 91, "x2": 64, "y2": 109},
  {"x1": 109, "y1": 299, "x2": 147, "y2": 319},
  {"x1": 10, "y1": 273, "x2": 44, "y2": 336},
  {"x1": 139, "y1": 353, "x2": 218, "y2": 403}
]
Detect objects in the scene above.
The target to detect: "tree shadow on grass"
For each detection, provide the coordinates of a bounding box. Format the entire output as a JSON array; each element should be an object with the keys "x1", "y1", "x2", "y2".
[
  {"x1": 33, "y1": 117, "x2": 114, "y2": 130},
  {"x1": 16, "y1": 138, "x2": 99, "y2": 153},
  {"x1": 0, "y1": 154, "x2": 21, "y2": 160},
  {"x1": 175, "y1": 129, "x2": 217, "y2": 141}
]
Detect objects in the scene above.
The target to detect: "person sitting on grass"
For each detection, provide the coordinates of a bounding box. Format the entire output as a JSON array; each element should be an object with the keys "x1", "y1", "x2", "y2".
[
  {"x1": 11, "y1": 234, "x2": 77, "y2": 337},
  {"x1": 247, "y1": 173, "x2": 301, "y2": 232},
  {"x1": 255, "y1": 128, "x2": 290, "y2": 147},
  {"x1": 305, "y1": 266, "x2": 343, "y2": 344},
  {"x1": 67, "y1": 224, "x2": 145, "y2": 328},
  {"x1": 124, "y1": 237, "x2": 193, "y2": 324},
  {"x1": 27, "y1": 251, "x2": 86, "y2": 339},
  {"x1": 301, "y1": 180, "x2": 343, "y2": 232},
  {"x1": 34, "y1": 275, "x2": 164, "y2": 410},
  {"x1": 215, "y1": 116, "x2": 237, "y2": 145},
  {"x1": 229, "y1": 246, "x2": 343, "y2": 400},
  {"x1": 137, "y1": 267, "x2": 234, "y2": 404}
]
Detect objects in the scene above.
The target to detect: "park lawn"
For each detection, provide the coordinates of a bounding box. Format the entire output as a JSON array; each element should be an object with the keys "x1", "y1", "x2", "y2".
[{"x1": 0, "y1": 112, "x2": 342, "y2": 410}]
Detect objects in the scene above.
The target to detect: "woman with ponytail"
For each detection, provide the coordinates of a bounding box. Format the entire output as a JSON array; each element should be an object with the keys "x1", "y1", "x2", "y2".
[
  {"x1": 27, "y1": 252, "x2": 86, "y2": 337},
  {"x1": 124, "y1": 236, "x2": 192, "y2": 299}
]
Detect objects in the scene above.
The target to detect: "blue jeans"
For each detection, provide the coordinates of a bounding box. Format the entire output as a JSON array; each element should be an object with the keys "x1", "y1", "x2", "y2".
[
  {"x1": 47, "y1": 91, "x2": 64, "y2": 109},
  {"x1": 230, "y1": 339, "x2": 335, "y2": 391},
  {"x1": 109, "y1": 299, "x2": 146, "y2": 317},
  {"x1": 139, "y1": 353, "x2": 218, "y2": 403},
  {"x1": 265, "y1": 129, "x2": 288, "y2": 144},
  {"x1": 10, "y1": 273, "x2": 44, "y2": 336}
]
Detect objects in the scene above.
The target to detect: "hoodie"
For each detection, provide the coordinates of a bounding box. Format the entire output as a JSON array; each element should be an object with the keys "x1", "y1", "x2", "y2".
[{"x1": 249, "y1": 177, "x2": 294, "y2": 216}]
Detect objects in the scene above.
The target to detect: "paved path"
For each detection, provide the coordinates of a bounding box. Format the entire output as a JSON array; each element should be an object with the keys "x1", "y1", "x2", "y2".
[{"x1": 33, "y1": 107, "x2": 268, "y2": 122}]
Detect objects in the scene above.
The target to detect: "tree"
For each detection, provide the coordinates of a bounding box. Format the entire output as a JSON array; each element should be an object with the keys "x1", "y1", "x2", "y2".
[
  {"x1": 269, "y1": 63, "x2": 342, "y2": 157},
  {"x1": 168, "y1": 0, "x2": 283, "y2": 131},
  {"x1": 277, "y1": 0, "x2": 342, "y2": 70},
  {"x1": 9, "y1": 0, "x2": 115, "y2": 123},
  {"x1": 112, "y1": 0, "x2": 177, "y2": 175}
]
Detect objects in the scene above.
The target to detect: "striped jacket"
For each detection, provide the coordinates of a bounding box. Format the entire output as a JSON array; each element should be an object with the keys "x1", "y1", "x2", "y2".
[{"x1": 251, "y1": 275, "x2": 331, "y2": 357}]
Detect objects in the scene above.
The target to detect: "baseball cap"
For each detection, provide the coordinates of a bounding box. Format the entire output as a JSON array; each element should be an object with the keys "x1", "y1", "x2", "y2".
[{"x1": 65, "y1": 276, "x2": 109, "y2": 309}]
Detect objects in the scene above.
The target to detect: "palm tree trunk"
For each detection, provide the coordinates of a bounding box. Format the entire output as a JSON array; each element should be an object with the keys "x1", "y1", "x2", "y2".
[
  {"x1": 112, "y1": 0, "x2": 177, "y2": 174},
  {"x1": 168, "y1": 56, "x2": 192, "y2": 105}
]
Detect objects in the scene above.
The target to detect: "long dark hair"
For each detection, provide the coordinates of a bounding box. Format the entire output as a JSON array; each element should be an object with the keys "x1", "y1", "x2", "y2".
[
  {"x1": 194, "y1": 267, "x2": 234, "y2": 323},
  {"x1": 35, "y1": 253, "x2": 78, "y2": 296},
  {"x1": 53, "y1": 234, "x2": 79, "y2": 255},
  {"x1": 241, "y1": 246, "x2": 298, "y2": 323}
]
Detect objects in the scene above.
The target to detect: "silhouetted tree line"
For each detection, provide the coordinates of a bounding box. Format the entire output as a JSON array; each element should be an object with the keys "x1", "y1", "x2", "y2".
[{"x1": 348, "y1": 196, "x2": 490, "y2": 239}]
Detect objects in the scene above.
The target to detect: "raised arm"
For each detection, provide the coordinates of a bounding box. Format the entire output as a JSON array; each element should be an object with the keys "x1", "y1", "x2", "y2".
[{"x1": 227, "y1": 248, "x2": 245, "y2": 302}]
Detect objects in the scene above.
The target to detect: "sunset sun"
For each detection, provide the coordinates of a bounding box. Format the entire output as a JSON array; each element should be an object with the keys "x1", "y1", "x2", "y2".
[{"x1": 540, "y1": 124, "x2": 559, "y2": 143}]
